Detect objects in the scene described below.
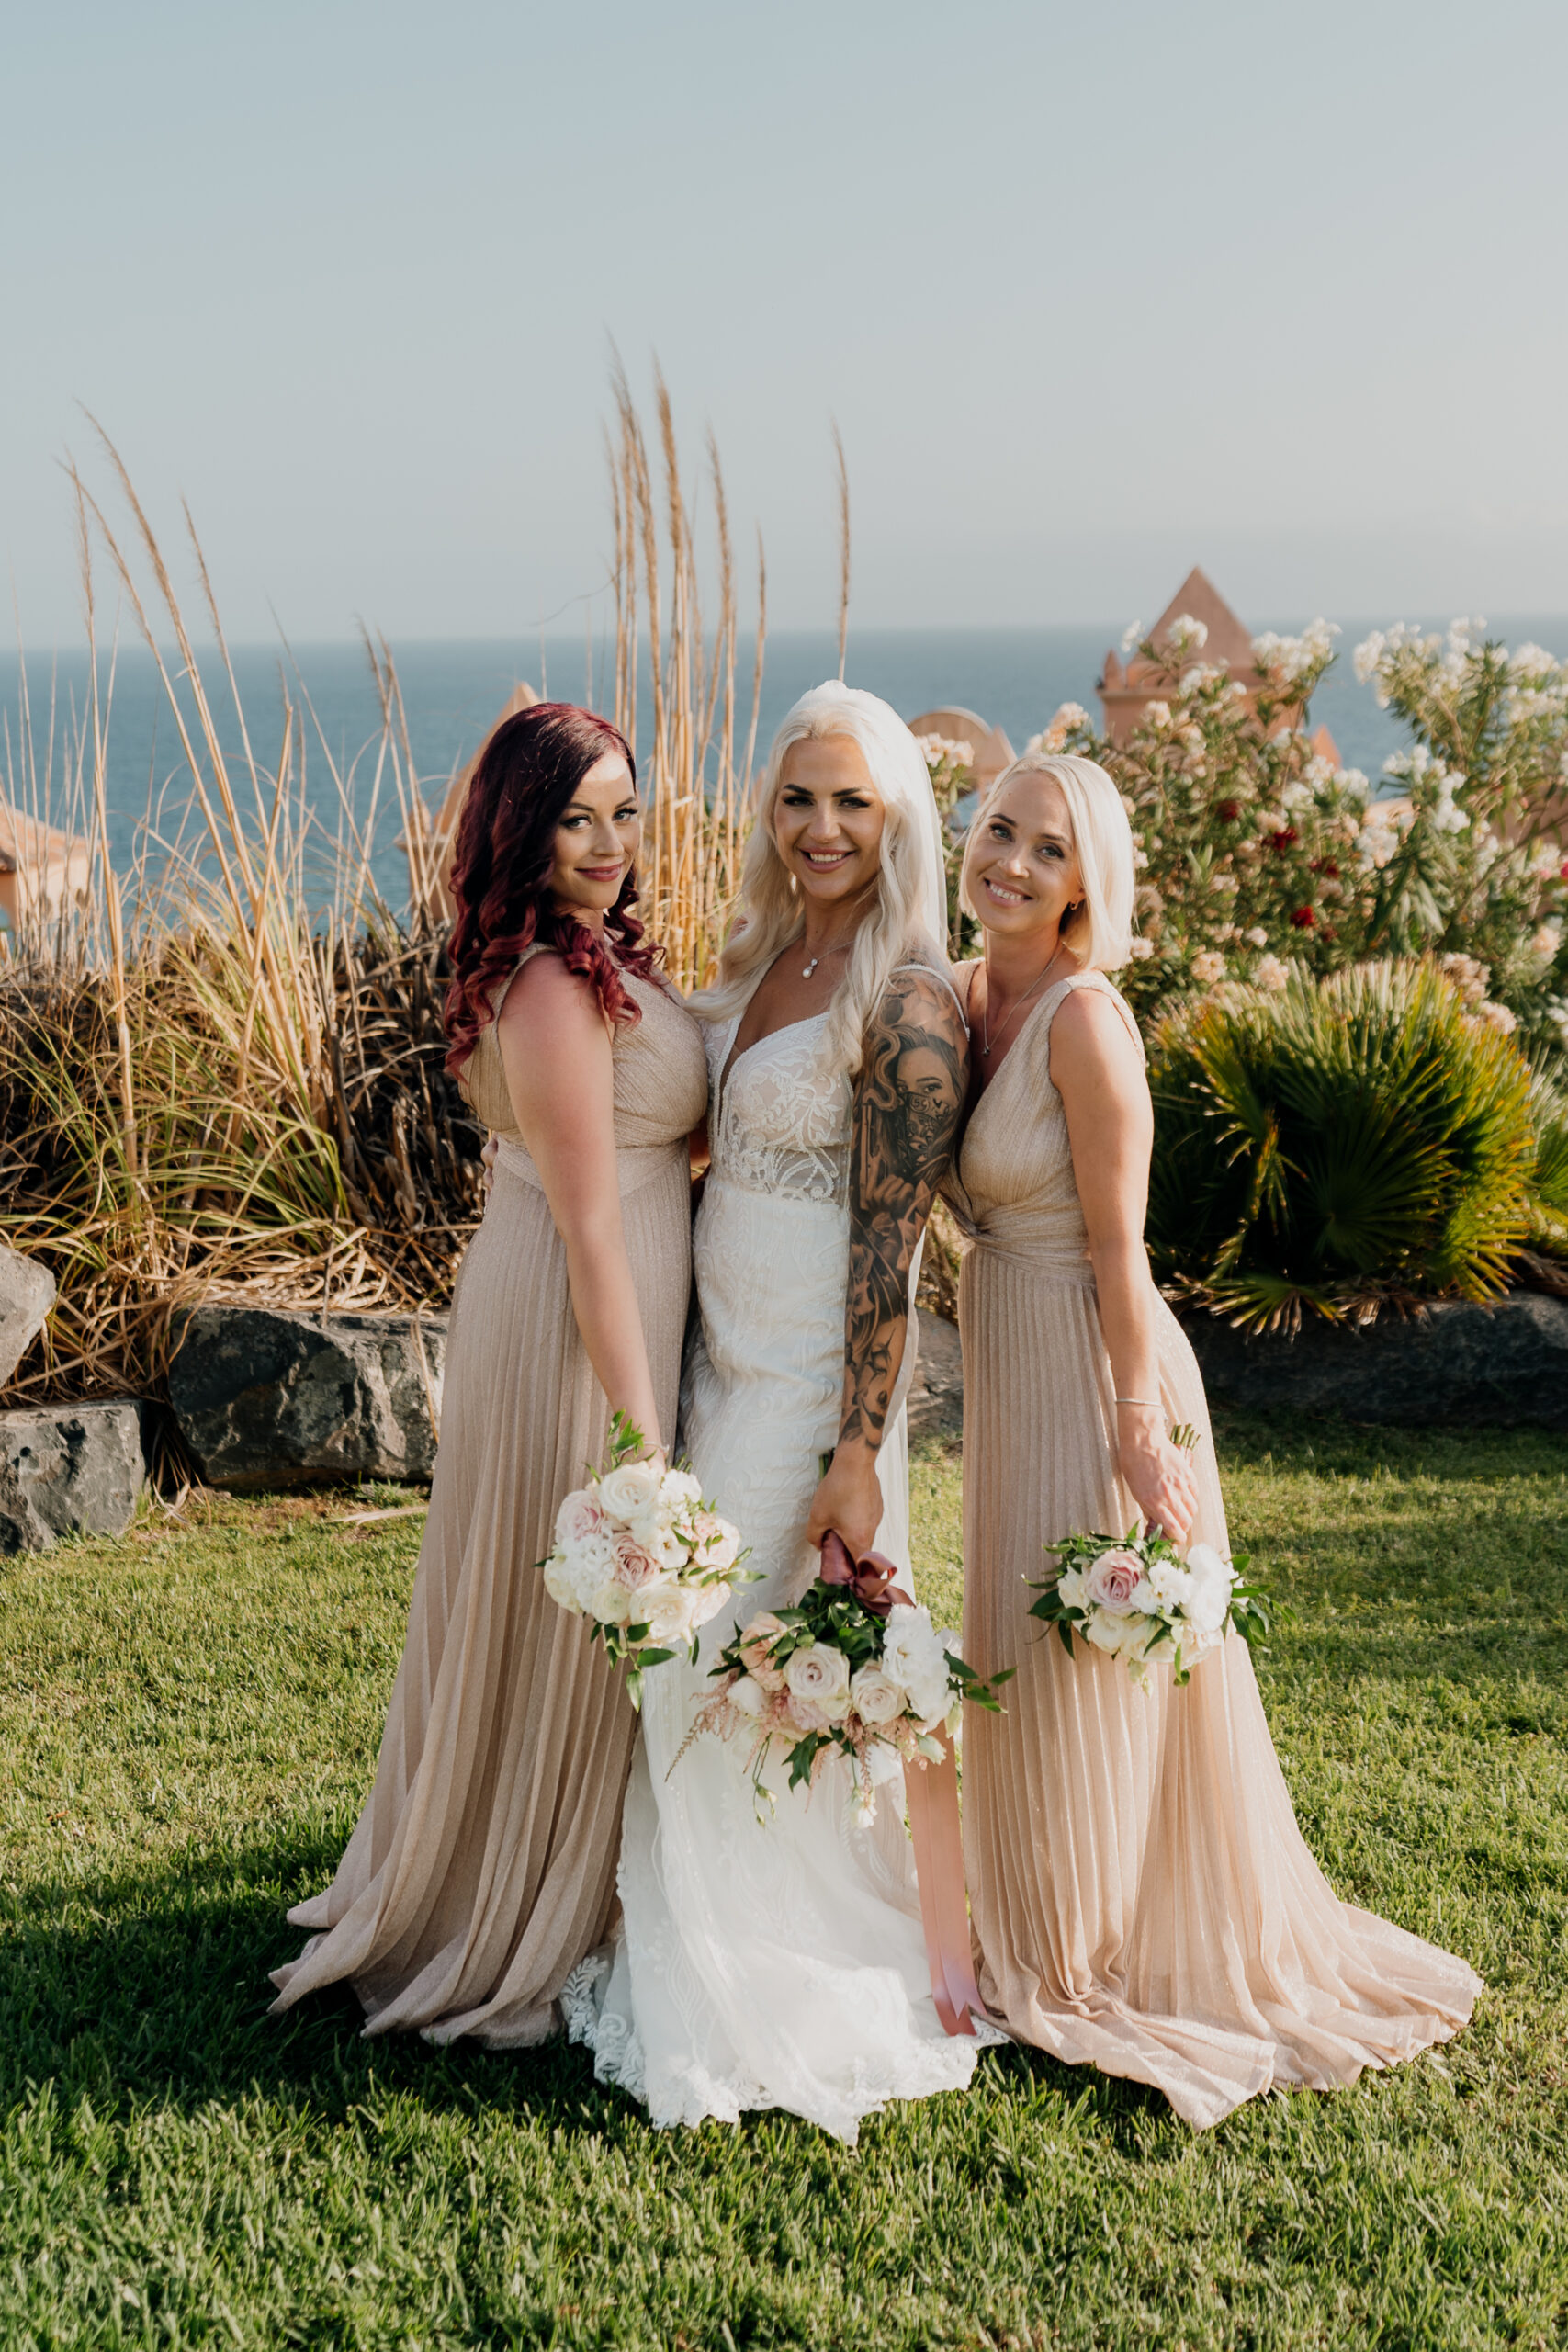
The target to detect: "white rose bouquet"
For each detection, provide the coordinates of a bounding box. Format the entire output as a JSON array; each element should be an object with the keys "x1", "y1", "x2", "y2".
[
  {"x1": 1028, "y1": 1523, "x2": 1269, "y2": 1690},
  {"x1": 677, "y1": 1532, "x2": 1011, "y2": 1826},
  {"x1": 540, "y1": 1412, "x2": 751, "y2": 1709}
]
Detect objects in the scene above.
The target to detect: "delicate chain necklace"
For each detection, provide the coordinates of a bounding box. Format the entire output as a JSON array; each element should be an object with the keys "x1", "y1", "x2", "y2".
[
  {"x1": 978, "y1": 944, "x2": 1070, "y2": 1058},
  {"x1": 800, "y1": 936, "x2": 853, "y2": 981}
]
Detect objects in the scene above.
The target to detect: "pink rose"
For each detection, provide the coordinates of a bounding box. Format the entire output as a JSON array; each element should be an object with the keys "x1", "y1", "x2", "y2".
[
  {"x1": 694, "y1": 1510, "x2": 741, "y2": 1572},
  {"x1": 738, "y1": 1611, "x2": 788, "y2": 1689},
  {"x1": 611, "y1": 1531, "x2": 661, "y2": 1591},
  {"x1": 1085, "y1": 1547, "x2": 1145, "y2": 1614},
  {"x1": 555, "y1": 1489, "x2": 608, "y2": 1548}
]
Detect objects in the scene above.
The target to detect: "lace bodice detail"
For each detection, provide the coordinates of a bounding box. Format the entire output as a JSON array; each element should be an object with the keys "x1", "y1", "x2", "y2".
[{"x1": 705, "y1": 1012, "x2": 851, "y2": 1206}]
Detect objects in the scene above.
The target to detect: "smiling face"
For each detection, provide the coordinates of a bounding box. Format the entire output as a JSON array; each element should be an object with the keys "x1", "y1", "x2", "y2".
[
  {"x1": 963, "y1": 769, "x2": 1085, "y2": 946},
  {"x1": 548, "y1": 751, "x2": 641, "y2": 922},
  {"x1": 772, "y1": 733, "x2": 886, "y2": 915}
]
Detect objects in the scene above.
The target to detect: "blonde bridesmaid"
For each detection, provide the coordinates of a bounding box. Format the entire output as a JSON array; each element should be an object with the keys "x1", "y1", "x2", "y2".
[
  {"x1": 946, "y1": 749, "x2": 1479, "y2": 2128},
  {"x1": 270, "y1": 705, "x2": 707, "y2": 2046}
]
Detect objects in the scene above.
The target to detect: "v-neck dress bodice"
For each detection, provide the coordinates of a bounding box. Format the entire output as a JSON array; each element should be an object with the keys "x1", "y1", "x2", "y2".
[{"x1": 569, "y1": 983, "x2": 985, "y2": 2143}]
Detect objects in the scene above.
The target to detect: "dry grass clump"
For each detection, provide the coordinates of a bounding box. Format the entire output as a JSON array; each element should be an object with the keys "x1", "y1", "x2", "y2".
[{"x1": 1, "y1": 382, "x2": 773, "y2": 1407}]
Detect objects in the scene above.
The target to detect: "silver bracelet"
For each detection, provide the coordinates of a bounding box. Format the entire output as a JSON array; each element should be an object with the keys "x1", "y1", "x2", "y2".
[{"x1": 1114, "y1": 1396, "x2": 1158, "y2": 1408}]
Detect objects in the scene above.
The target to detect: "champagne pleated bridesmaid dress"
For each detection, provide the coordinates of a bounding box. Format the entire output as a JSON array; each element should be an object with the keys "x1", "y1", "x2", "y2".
[
  {"x1": 948, "y1": 967, "x2": 1480, "y2": 2128},
  {"x1": 270, "y1": 946, "x2": 707, "y2": 2046}
]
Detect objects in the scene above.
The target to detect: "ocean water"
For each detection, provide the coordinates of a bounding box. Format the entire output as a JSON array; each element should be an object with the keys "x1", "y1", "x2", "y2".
[{"x1": 3, "y1": 618, "x2": 1563, "y2": 917}]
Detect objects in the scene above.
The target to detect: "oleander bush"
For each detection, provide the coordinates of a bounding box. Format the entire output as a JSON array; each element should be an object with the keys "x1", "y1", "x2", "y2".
[
  {"x1": 1145, "y1": 958, "x2": 1551, "y2": 1329},
  {"x1": 1044, "y1": 618, "x2": 1568, "y2": 1054}
]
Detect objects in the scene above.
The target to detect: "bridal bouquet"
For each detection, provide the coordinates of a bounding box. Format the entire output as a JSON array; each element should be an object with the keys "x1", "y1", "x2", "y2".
[
  {"x1": 541, "y1": 1412, "x2": 750, "y2": 1708},
  {"x1": 679, "y1": 1534, "x2": 1010, "y2": 1825},
  {"x1": 1028, "y1": 1525, "x2": 1269, "y2": 1689}
]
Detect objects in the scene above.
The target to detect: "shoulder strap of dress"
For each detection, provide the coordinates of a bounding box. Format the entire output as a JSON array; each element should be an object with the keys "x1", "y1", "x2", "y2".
[
  {"x1": 1042, "y1": 968, "x2": 1145, "y2": 1063},
  {"x1": 891, "y1": 958, "x2": 970, "y2": 1030},
  {"x1": 489, "y1": 941, "x2": 556, "y2": 1026}
]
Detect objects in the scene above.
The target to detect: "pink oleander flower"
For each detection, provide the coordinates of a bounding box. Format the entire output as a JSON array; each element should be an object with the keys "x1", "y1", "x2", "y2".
[{"x1": 1085, "y1": 1548, "x2": 1146, "y2": 1613}]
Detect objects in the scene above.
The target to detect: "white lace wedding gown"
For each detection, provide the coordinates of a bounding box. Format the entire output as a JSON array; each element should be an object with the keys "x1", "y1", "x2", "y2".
[{"x1": 565, "y1": 998, "x2": 987, "y2": 2143}]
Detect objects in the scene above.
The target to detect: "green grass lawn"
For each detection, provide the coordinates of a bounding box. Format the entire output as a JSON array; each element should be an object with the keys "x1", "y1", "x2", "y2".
[{"x1": 1, "y1": 1417, "x2": 1565, "y2": 2349}]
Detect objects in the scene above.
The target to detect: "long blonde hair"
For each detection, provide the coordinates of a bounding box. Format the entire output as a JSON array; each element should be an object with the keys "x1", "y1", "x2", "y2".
[
  {"x1": 692, "y1": 682, "x2": 949, "y2": 1077},
  {"x1": 960, "y1": 752, "x2": 1135, "y2": 971}
]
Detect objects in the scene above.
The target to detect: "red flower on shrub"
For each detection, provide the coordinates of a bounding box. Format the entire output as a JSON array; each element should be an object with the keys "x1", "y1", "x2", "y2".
[
  {"x1": 1309, "y1": 857, "x2": 1340, "y2": 878},
  {"x1": 1218, "y1": 799, "x2": 1241, "y2": 822},
  {"x1": 1290, "y1": 906, "x2": 1316, "y2": 930},
  {"x1": 1269, "y1": 827, "x2": 1300, "y2": 853}
]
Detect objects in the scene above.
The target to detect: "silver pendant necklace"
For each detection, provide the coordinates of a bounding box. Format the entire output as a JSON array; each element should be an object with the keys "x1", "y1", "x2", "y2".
[
  {"x1": 979, "y1": 947, "x2": 1066, "y2": 1057},
  {"x1": 801, "y1": 938, "x2": 851, "y2": 980}
]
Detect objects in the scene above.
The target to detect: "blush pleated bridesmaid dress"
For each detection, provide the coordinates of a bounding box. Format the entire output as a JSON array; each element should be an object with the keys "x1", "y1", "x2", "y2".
[
  {"x1": 270, "y1": 946, "x2": 707, "y2": 2047},
  {"x1": 947, "y1": 966, "x2": 1480, "y2": 2128}
]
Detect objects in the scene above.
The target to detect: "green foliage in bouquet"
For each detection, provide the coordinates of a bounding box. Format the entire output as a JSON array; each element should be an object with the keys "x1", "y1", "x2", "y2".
[{"x1": 1146, "y1": 958, "x2": 1545, "y2": 1329}]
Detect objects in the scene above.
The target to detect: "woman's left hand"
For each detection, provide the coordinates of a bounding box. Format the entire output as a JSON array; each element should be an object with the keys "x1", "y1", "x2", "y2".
[
  {"x1": 1117, "y1": 1404, "x2": 1199, "y2": 1544},
  {"x1": 803, "y1": 1442, "x2": 885, "y2": 1587}
]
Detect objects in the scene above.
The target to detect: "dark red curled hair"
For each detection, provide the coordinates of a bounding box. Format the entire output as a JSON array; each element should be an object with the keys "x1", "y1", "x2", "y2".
[{"x1": 443, "y1": 703, "x2": 660, "y2": 1074}]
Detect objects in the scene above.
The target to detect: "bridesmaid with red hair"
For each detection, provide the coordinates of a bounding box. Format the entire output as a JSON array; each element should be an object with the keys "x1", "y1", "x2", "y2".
[{"x1": 271, "y1": 705, "x2": 707, "y2": 2046}]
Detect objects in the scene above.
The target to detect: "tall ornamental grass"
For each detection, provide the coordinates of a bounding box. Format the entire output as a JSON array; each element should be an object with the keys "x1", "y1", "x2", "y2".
[{"x1": 0, "y1": 384, "x2": 765, "y2": 1407}]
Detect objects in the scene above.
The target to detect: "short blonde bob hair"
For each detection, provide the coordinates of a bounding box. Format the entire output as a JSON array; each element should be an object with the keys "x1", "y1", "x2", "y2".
[{"x1": 960, "y1": 751, "x2": 1135, "y2": 972}]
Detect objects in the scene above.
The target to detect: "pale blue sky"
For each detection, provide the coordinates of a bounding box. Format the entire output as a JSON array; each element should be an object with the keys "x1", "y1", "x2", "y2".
[{"x1": 5, "y1": 0, "x2": 1566, "y2": 643}]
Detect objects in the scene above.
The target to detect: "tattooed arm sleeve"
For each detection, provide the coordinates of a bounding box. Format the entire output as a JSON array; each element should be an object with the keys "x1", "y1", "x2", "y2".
[{"x1": 838, "y1": 966, "x2": 969, "y2": 1454}]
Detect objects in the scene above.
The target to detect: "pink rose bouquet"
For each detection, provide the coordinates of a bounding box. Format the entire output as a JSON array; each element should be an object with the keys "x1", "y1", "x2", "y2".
[
  {"x1": 540, "y1": 1412, "x2": 751, "y2": 1708},
  {"x1": 1029, "y1": 1521, "x2": 1269, "y2": 1689},
  {"x1": 676, "y1": 1539, "x2": 1011, "y2": 1826}
]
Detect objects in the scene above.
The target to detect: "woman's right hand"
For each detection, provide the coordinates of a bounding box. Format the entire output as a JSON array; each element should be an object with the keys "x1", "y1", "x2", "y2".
[
  {"x1": 480, "y1": 1133, "x2": 500, "y2": 1196},
  {"x1": 1116, "y1": 1404, "x2": 1198, "y2": 1544}
]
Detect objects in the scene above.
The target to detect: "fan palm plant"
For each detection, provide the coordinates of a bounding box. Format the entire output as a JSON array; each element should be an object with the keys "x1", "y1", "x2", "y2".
[{"x1": 1146, "y1": 959, "x2": 1541, "y2": 1329}]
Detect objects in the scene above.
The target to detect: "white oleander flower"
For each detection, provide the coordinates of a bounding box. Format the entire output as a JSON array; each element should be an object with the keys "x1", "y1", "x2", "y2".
[
  {"x1": 1122, "y1": 619, "x2": 1145, "y2": 655},
  {"x1": 1128, "y1": 935, "x2": 1156, "y2": 963},
  {"x1": 1472, "y1": 1001, "x2": 1518, "y2": 1035},
  {"x1": 1144, "y1": 701, "x2": 1172, "y2": 729},
  {"x1": 1255, "y1": 955, "x2": 1290, "y2": 993},
  {"x1": 1191, "y1": 949, "x2": 1227, "y2": 985},
  {"x1": 1168, "y1": 613, "x2": 1209, "y2": 654},
  {"x1": 1245, "y1": 926, "x2": 1269, "y2": 948}
]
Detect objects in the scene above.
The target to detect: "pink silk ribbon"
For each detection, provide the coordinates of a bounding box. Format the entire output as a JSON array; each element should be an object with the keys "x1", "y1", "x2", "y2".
[{"x1": 818, "y1": 1532, "x2": 989, "y2": 2039}]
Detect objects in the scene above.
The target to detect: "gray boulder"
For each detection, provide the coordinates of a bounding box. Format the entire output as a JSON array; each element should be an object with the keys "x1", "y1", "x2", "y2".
[
  {"x1": 169, "y1": 1304, "x2": 447, "y2": 1489},
  {"x1": 1179, "y1": 1290, "x2": 1568, "y2": 1429},
  {"x1": 0, "y1": 1245, "x2": 55, "y2": 1389},
  {"x1": 0, "y1": 1400, "x2": 145, "y2": 1553}
]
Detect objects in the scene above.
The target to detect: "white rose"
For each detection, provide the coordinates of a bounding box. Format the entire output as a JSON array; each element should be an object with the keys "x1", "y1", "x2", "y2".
[
  {"x1": 784, "y1": 1643, "x2": 852, "y2": 1721},
  {"x1": 660, "y1": 1469, "x2": 703, "y2": 1507},
  {"x1": 687, "y1": 1577, "x2": 732, "y2": 1628},
  {"x1": 642, "y1": 1585, "x2": 700, "y2": 1647},
  {"x1": 728, "y1": 1674, "x2": 766, "y2": 1719},
  {"x1": 849, "y1": 1665, "x2": 908, "y2": 1726},
  {"x1": 589, "y1": 1579, "x2": 637, "y2": 1627},
  {"x1": 627, "y1": 1504, "x2": 686, "y2": 1567},
  {"x1": 1085, "y1": 1610, "x2": 1144, "y2": 1657},
  {"x1": 543, "y1": 1553, "x2": 581, "y2": 1611},
  {"x1": 598, "y1": 1461, "x2": 662, "y2": 1522}
]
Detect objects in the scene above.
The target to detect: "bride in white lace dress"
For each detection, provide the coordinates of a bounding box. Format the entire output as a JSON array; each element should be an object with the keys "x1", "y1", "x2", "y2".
[{"x1": 568, "y1": 683, "x2": 987, "y2": 2143}]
